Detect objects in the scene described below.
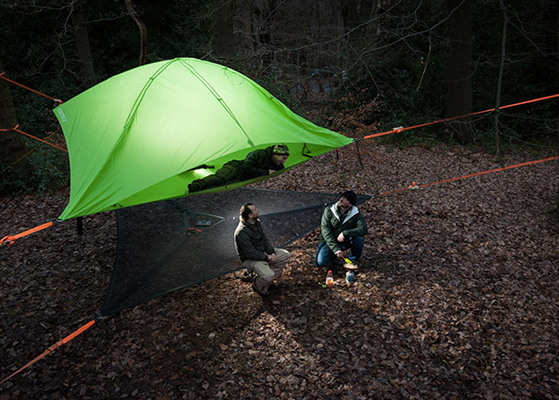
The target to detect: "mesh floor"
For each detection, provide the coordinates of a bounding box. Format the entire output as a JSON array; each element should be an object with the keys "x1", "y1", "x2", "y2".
[{"x1": 101, "y1": 187, "x2": 371, "y2": 315}]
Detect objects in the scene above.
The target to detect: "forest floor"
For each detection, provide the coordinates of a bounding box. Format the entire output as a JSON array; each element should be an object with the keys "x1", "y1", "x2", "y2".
[{"x1": 1, "y1": 140, "x2": 558, "y2": 399}]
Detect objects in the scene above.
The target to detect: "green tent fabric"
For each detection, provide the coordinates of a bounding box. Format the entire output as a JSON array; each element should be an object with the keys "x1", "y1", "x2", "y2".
[{"x1": 54, "y1": 58, "x2": 353, "y2": 220}]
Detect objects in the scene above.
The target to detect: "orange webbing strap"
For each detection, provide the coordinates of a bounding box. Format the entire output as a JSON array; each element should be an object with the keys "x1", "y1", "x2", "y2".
[
  {"x1": 0, "y1": 72, "x2": 63, "y2": 104},
  {"x1": 0, "y1": 125, "x2": 68, "y2": 153},
  {"x1": 0, "y1": 319, "x2": 97, "y2": 384},
  {"x1": 0, "y1": 221, "x2": 56, "y2": 247},
  {"x1": 378, "y1": 155, "x2": 559, "y2": 197},
  {"x1": 362, "y1": 93, "x2": 559, "y2": 141}
]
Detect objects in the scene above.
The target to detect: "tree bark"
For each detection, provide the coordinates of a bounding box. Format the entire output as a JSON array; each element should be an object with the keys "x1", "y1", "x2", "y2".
[
  {"x1": 71, "y1": 0, "x2": 97, "y2": 88},
  {"x1": 253, "y1": 0, "x2": 275, "y2": 68},
  {"x1": 340, "y1": 0, "x2": 358, "y2": 31},
  {"x1": 125, "y1": 0, "x2": 148, "y2": 66},
  {"x1": 0, "y1": 58, "x2": 32, "y2": 182},
  {"x1": 213, "y1": 0, "x2": 236, "y2": 60},
  {"x1": 444, "y1": 0, "x2": 473, "y2": 142},
  {"x1": 494, "y1": 0, "x2": 508, "y2": 158}
]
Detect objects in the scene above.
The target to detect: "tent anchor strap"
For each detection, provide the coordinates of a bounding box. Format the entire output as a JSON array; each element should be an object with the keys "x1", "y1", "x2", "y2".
[{"x1": 1, "y1": 318, "x2": 97, "y2": 384}]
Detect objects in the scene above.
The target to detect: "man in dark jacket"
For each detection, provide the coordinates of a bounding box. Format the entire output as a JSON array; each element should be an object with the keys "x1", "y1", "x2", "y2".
[
  {"x1": 315, "y1": 190, "x2": 368, "y2": 268},
  {"x1": 234, "y1": 203, "x2": 291, "y2": 296},
  {"x1": 188, "y1": 144, "x2": 290, "y2": 193}
]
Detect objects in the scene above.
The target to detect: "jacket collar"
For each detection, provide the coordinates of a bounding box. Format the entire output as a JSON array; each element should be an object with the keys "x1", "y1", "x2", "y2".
[{"x1": 330, "y1": 203, "x2": 359, "y2": 222}]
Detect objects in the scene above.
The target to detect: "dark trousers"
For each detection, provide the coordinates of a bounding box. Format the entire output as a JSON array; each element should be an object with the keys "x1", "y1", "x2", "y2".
[{"x1": 315, "y1": 236, "x2": 365, "y2": 267}]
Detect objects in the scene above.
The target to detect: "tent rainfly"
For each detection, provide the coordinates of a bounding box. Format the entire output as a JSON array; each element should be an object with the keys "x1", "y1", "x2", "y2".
[{"x1": 54, "y1": 58, "x2": 354, "y2": 220}]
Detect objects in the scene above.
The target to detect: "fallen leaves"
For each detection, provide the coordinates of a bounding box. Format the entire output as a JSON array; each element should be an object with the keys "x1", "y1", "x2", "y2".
[{"x1": 1, "y1": 142, "x2": 559, "y2": 398}]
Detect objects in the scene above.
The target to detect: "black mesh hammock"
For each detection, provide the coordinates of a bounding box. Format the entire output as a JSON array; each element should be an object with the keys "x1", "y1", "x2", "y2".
[{"x1": 101, "y1": 187, "x2": 371, "y2": 315}]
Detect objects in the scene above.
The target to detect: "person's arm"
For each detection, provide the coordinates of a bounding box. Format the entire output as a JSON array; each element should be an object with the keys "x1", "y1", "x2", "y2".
[
  {"x1": 342, "y1": 213, "x2": 368, "y2": 238},
  {"x1": 236, "y1": 230, "x2": 269, "y2": 261},
  {"x1": 259, "y1": 223, "x2": 276, "y2": 256},
  {"x1": 321, "y1": 208, "x2": 342, "y2": 253},
  {"x1": 242, "y1": 149, "x2": 270, "y2": 178}
]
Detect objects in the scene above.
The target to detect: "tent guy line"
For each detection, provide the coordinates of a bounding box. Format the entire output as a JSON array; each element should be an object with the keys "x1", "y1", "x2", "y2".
[
  {"x1": 1, "y1": 61, "x2": 558, "y2": 246},
  {"x1": 2, "y1": 153, "x2": 558, "y2": 249},
  {"x1": 0, "y1": 319, "x2": 98, "y2": 384},
  {"x1": 2, "y1": 70, "x2": 558, "y2": 156},
  {"x1": 360, "y1": 92, "x2": 559, "y2": 140},
  {"x1": 0, "y1": 124, "x2": 67, "y2": 152}
]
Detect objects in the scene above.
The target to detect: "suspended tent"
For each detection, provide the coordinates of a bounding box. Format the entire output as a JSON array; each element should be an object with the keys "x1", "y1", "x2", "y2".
[
  {"x1": 54, "y1": 57, "x2": 354, "y2": 220},
  {"x1": 50, "y1": 57, "x2": 361, "y2": 315}
]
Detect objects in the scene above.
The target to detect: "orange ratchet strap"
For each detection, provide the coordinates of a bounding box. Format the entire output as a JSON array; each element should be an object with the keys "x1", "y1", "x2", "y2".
[{"x1": 0, "y1": 221, "x2": 57, "y2": 247}]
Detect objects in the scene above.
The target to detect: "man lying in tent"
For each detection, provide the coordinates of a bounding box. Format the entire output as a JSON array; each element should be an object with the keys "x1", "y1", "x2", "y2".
[
  {"x1": 187, "y1": 144, "x2": 290, "y2": 193},
  {"x1": 315, "y1": 190, "x2": 368, "y2": 270},
  {"x1": 234, "y1": 203, "x2": 291, "y2": 297}
]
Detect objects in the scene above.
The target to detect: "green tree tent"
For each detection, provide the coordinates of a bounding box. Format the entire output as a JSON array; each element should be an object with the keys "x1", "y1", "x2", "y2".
[{"x1": 54, "y1": 58, "x2": 353, "y2": 220}]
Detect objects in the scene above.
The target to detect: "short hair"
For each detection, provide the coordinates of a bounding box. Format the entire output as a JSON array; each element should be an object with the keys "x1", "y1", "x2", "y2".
[{"x1": 240, "y1": 203, "x2": 254, "y2": 221}]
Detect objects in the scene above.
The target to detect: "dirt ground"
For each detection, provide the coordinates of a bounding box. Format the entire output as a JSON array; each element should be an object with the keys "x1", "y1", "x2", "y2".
[{"x1": 1, "y1": 141, "x2": 558, "y2": 399}]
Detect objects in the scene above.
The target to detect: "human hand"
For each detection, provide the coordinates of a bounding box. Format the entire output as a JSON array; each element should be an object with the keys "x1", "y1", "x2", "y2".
[
  {"x1": 268, "y1": 253, "x2": 277, "y2": 262},
  {"x1": 335, "y1": 250, "x2": 344, "y2": 259},
  {"x1": 337, "y1": 232, "x2": 345, "y2": 242},
  {"x1": 268, "y1": 169, "x2": 276, "y2": 175}
]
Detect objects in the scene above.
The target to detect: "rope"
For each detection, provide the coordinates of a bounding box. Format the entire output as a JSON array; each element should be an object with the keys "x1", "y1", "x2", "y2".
[
  {"x1": 0, "y1": 221, "x2": 57, "y2": 247},
  {"x1": 0, "y1": 72, "x2": 63, "y2": 104},
  {"x1": 0, "y1": 319, "x2": 97, "y2": 384},
  {"x1": 361, "y1": 93, "x2": 559, "y2": 141},
  {"x1": 0, "y1": 125, "x2": 68, "y2": 153},
  {"x1": 378, "y1": 155, "x2": 559, "y2": 197}
]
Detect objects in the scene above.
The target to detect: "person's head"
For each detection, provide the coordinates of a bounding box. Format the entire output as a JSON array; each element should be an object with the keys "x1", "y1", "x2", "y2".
[
  {"x1": 240, "y1": 203, "x2": 259, "y2": 222},
  {"x1": 271, "y1": 143, "x2": 290, "y2": 166},
  {"x1": 338, "y1": 190, "x2": 357, "y2": 209}
]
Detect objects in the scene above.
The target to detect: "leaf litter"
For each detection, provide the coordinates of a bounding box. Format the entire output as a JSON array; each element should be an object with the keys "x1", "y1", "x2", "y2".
[{"x1": 1, "y1": 141, "x2": 558, "y2": 399}]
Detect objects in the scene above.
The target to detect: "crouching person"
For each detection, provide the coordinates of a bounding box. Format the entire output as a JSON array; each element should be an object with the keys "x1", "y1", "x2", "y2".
[
  {"x1": 234, "y1": 203, "x2": 290, "y2": 296},
  {"x1": 315, "y1": 190, "x2": 368, "y2": 269}
]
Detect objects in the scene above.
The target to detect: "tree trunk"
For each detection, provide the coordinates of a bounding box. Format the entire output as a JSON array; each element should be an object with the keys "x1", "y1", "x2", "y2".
[
  {"x1": 254, "y1": 0, "x2": 275, "y2": 68},
  {"x1": 0, "y1": 58, "x2": 32, "y2": 182},
  {"x1": 444, "y1": 0, "x2": 473, "y2": 142},
  {"x1": 340, "y1": 0, "x2": 358, "y2": 31},
  {"x1": 125, "y1": 0, "x2": 148, "y2": 66},
  {"x1": 213, "y1": 0, "x2": 236, "y2": 60},
  {"x1": 71, "y1": 0, "x2": 97, "y2": 88},
  {"x1": 494, "y1": 0, "x2": 508, "y2": 158}
]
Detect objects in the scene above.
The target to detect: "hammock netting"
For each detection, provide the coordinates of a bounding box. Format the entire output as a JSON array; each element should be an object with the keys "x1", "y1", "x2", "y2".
[{"x1": 102, "y1": 187, "x2": 371, "y2": 315}]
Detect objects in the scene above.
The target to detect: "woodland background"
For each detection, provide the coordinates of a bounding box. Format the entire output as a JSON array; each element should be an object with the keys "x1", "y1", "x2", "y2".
[
  {"x1": 1, "y1": 0, "x2": 559, "y2": 399},
  {"x1": 1, "y1": 0, "x2": 559, "y2": 191}
]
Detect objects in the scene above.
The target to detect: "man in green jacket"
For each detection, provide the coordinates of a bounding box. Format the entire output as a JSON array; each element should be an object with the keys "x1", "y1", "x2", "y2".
[
  {"x1": 315, "y1": 190, "x2": 368, "y2": 268},
  {"x1": 188, "y1": 144, "x2": 290, "y2": 193},
  {"x1": 234, "y1": 203, "x2": 291, "y2": 296}
]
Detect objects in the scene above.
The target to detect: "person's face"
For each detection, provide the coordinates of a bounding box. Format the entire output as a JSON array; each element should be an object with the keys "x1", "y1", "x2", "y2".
[
  {"x1": 337, "y1": 196, "x2": 352, "y2": 209},
  {"x1": 272, "y1": 154, "x2": 289, "y2": 165},
  {"x1": 249, "y1": 205, "x2": 259, "y2": 218}
]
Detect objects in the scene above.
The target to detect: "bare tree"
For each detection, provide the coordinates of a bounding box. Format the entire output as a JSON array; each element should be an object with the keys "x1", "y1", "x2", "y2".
[
  {"x1": 444, "y1": 0, "x2": 473, "y2": 142},
  {"x1": 70, "y1": 0, "x2": 97, "y2": 87},
  {"x1": 494, "y1": 0, "x2": 509, "y2": 158},
  {"x1": 213, "y1": 0, "x2": 236, "y2": 60},
  {"x1": 125, "y1": 0, "x2": 148, "y2": 66},
  {"x1": 0, "y1": 58, "x2": 32, "y2": 183}
]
